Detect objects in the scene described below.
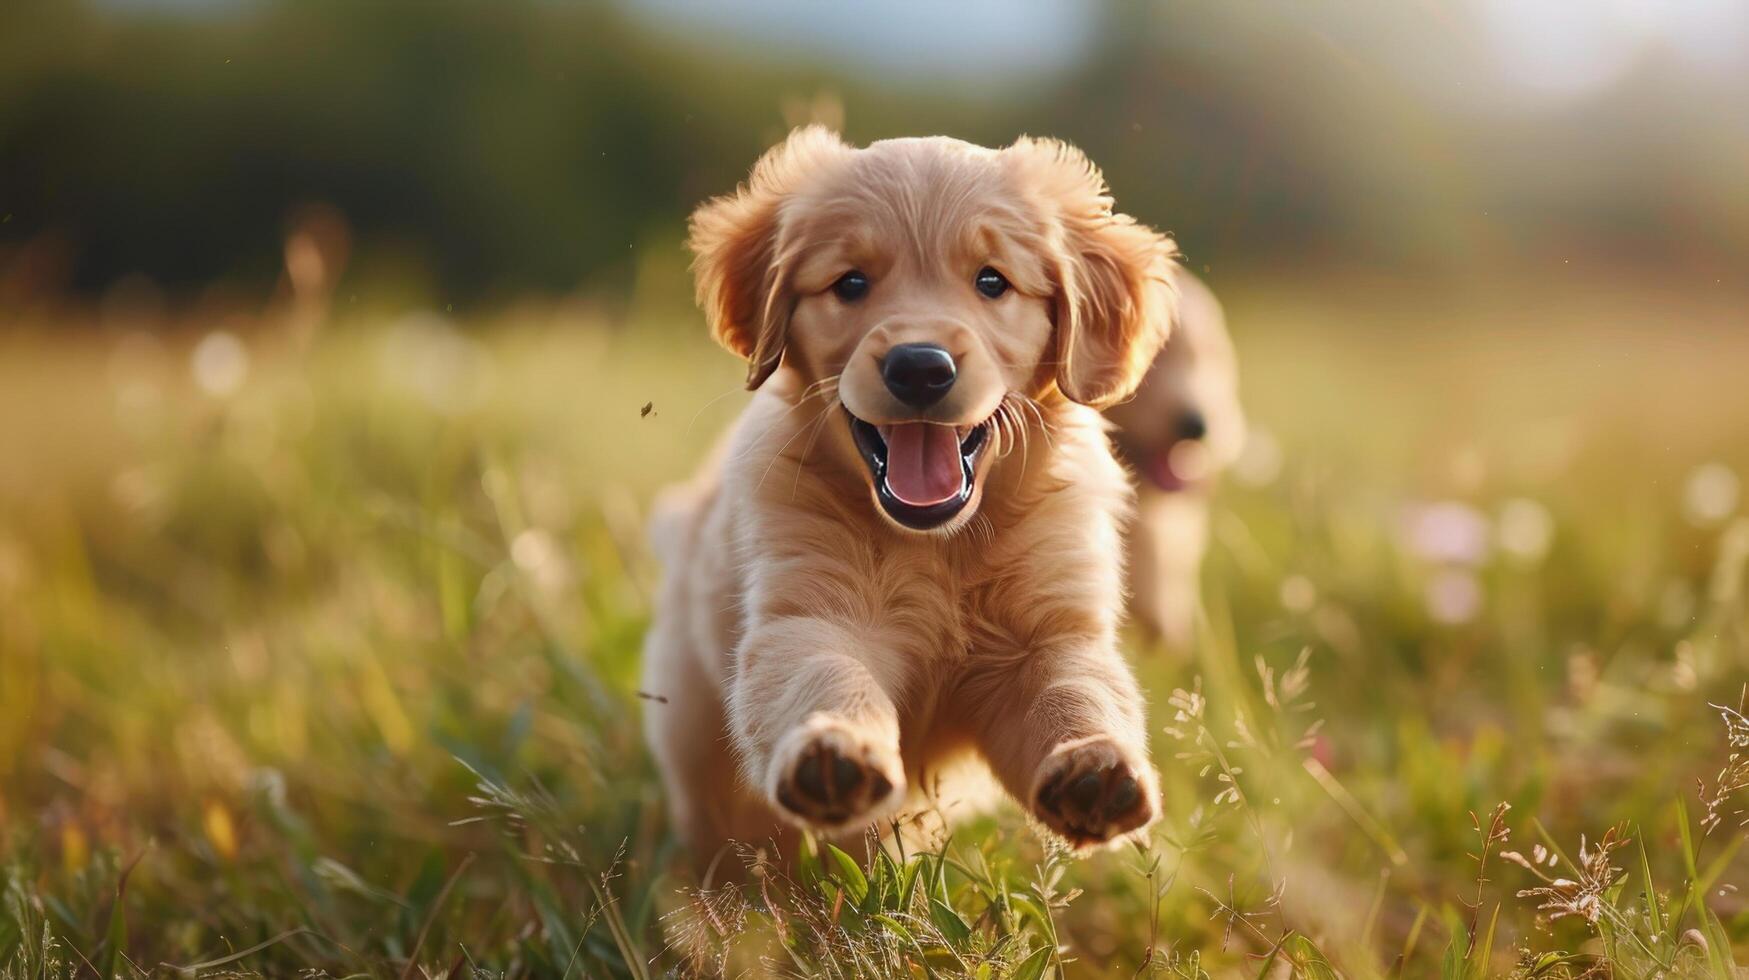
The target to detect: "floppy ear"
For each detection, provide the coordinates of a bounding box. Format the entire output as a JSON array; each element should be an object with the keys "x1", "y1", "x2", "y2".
[
  {"x1": 1007, "y1": 137, "x2": 1178, "y2": 409},
  {"x1": 688, "y1": 126, "x2": 848, "y2": 390}
]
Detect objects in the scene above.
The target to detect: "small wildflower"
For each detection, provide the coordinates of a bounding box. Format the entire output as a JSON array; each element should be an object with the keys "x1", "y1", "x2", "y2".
[
  {"x1": 1463, "y1": 803, "x2": 1511, "y2": 954},
  {"x1": 1683, "y1": 462, "x2": 1740, "y2": 527},
  {"x1": 1232, "y1": 426, "x2": 1283, "y2": 487},
  {"x1": 661, "y1": 884, "x2": 749, "y2": 971},
  {"x1": 1510, "y1": 824, "x2": 1630, "y2": 927},
  {"x1": 1165, "y1": 685, "x2": 1205, "y2": 733},
  {"x1": 1497, "y1": 497, "x2": 1555, "y2": 564},
  {"x1": 1196, "y1": 874, "x2": 1282, "y2": 951},
  {"x1": 1399, "y1": 500, "x2": 1491, "y2": 566},
  {"x1": 1256, "y1": 647, "x2": 1314, "y2": 714},
  {"x1": 191, "y1": 330, "x2": 249, "y2": 397},
  {"x1": 1698, "y1": 687, "x2": 1749, "y2": 835},
  {"x1": 511, "y1": 527, "x2": 573, "y2": 592},
  {"x1": 1425, "y1": 569, "x2": 1483, "y2": 624},
  {"x1": 1229, "y1": 710, "x2": 1257, "y2": 749},
  {"x1": 1294, "y1": 717, "x2": 1326, "y2": 753},
  {"x1": 1279, "y1": 574, "x2": 1317, "y2": 613}
]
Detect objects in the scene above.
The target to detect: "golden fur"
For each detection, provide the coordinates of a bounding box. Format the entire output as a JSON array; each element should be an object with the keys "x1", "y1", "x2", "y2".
[
  {"x1": 641, "y1": 128, "x2": 1178, "y2": 861},
  {"x1": 1105, "y1": 270, "x2": 1246, "y2": 648}
]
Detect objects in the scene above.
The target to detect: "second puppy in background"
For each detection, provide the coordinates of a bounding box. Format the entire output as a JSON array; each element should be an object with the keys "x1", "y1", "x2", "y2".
[{"x1": 1104, "y1": 269, "x2": 1245, "y2": 649}]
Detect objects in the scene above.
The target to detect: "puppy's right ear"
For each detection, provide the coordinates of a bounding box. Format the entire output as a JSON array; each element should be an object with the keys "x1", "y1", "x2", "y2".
[{"x1": 689, "y1": 126, "x2": 848, "y2": 390}]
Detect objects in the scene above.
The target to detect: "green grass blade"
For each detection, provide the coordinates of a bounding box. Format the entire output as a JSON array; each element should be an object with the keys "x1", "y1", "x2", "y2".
[
  {"x1": 1439, "y1": 934, "x2": 1463, "y2": 980},
  {"x1": 1677, "y1": 799, "x2": 1700, "y2": 881},
  {"x1": 98, "y1": 849, "x2": 146, "y2": 980},
  {"x1": 168, "y1": 929, "x2": 317, "y2": 974},
  {"x1": 1693, "y1": 834, "x2": 1743, "y2": 904},
  {"x1": 1671, "y1": 799, "x2": 1701, "y2": 933},
  {"x1": 1698, "y1": 905, "x2": 1735, "y2": 979},
  {"x1": 1287, "y1": 934, "x2": 1341, "y2": 980},
  {"x1": 1467, "y1": 903, "x2": 1499, "y2": 980},
  {"x1": 1398, "y1": 904, "x2": 1429, "y2": 977},
  {"x1": 1012, "y1": 943, "x2": 1053, "y2": 980},
  {"x1": 585, "y1": 874, "x2": 650, "y2": 980},
  {"x1": 928, "y1": 898, "x2": 971, "y2": 946},
  {"x1": 1636, "y1": 829, "x2": 1664, "y2": 939},
  {"x1": 98, "y1": 896, "x2": 124, "y2": 980},
  {"x1": 827, "y1": 843, "x2": 870, "y2": 906}
]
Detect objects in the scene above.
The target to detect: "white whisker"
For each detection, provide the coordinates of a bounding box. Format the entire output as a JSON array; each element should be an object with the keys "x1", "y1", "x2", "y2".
[
  {"x1": 734, "y1": 375, "x2": 840, "y2": 462},
  {"x1": 789, "y1": 394, "x2": 841, "y2": 502},
  {"x1": 1011, "y1": 397, "x2": 1032, "y2": 476},
  {"x1": 751, "y1": 382, "x2": 841, "y2": 493},
  {"x1": 685, "y1": 384, "x2": 750, "y2": 437},
  {"x1": 1016, "y1": 393, "x2": 1057, "y2": 455}
]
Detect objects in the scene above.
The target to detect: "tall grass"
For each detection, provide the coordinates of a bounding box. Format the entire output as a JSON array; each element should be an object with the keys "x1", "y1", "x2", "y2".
[{"x1": 2, "y1": 276, "x2": 1747, "y2": 976}]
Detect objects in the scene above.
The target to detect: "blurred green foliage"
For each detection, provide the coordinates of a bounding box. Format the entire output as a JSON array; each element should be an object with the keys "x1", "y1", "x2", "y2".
[{"x1": 3, "y1": 0, "x2": 1746, "y2": 304}]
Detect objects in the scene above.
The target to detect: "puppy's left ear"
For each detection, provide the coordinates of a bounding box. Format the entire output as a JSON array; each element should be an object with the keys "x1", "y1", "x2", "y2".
[
  {"x1": 1007, "y1": 138, "x2": 1178, "y2": 409},
  {"x1": 689, "y1": 126, "x2": 849, "y2": 390}
]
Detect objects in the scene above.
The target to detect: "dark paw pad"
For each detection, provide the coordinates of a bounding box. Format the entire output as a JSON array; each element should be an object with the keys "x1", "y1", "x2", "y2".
[
  {"x1": 773, "y1": 734, "x2": 898, "y2": 829},
  {"x1": 1033, "y1": 741, "x2": 1155, "y2": 847}
]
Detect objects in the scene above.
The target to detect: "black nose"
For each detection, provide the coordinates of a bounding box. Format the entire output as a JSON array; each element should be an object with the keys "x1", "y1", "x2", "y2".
[
  {"x1": 881, "y1": 343, "x2": 956, "y2": 408},
  {"x1": 1176, "y1": 409, "x2": 1208, "y2": 441}
]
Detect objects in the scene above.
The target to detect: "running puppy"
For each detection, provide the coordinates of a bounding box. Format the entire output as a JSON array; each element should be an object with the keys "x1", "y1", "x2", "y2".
[
  {"x1": 1105, "y1": 269, "x2": 1245, "y2": 648},
  {"x1": 642, "y1": 128, "x2": 1176, "y2": 858}
]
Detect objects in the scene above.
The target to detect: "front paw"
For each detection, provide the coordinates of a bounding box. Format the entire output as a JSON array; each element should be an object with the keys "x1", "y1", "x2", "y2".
[
  {"x1": 1031, "y1": 735, "x2": 1158, "y2": 848},
  {"x1": 767, "y1": 717, "x2": 905, "y2": 831}
]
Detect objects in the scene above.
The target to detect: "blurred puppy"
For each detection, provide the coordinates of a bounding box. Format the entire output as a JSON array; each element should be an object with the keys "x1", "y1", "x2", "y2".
[
  {"x1": 1103, "y1": 269, "x2": 1244, "y2": 648},
  {"x1": 642, "y1": 128, "x2": 1178, "y2": 861}
]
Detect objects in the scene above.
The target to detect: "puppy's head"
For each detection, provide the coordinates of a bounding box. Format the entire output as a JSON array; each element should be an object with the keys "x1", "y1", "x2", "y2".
[
  {"x1": 690, "y1": 127, "x2": 1176, "y2": 533},
  {"x1": 1104, "y1": 269, "x2": 1246, "y2": 492}
]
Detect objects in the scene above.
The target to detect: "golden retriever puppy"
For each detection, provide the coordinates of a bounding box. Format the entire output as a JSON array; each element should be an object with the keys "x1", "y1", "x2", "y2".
[
  {"x1": 1103, "y1": 269, "x2": 1245, "y2": 649},
  {"x1": 641, "y1": 127, "x2": 1177, "y2": 860}
]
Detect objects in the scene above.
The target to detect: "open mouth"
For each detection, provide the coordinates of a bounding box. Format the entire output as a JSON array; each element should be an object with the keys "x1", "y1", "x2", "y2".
[
  {"x1": 849, "y1": 411, "x2": 990, "y2": 530},
  {"x1": 1127, "y1": 439, "x2": 1211, "y2": 493}
]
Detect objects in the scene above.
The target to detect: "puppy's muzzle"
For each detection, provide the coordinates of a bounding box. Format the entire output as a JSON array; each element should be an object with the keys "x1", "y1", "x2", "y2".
[
  {"x1": 850, "y1": 414, "x2": 988, "y2": 531},
  {"x1": 847, "y1": 340, "x2": 996, "y2": 532},
  {"x1": 1122, "y1": 406, "x2": 1214, "y2": 494},
  {"x1": 881, "y1": 343, "x2": 956, "y2": 408}
]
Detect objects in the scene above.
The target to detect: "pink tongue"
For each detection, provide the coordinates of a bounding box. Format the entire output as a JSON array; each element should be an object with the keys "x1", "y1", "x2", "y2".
[
  {"x1": 881, "y1": 423, "x2": 964, "y2": 507},
  {"x1": 1149, "y1": 453, "x2": 1186, "y2": 492}
]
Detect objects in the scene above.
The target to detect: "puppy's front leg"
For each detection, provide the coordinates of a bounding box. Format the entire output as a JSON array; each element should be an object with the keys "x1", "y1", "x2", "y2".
[
  {"x1": 972, "y1": 644, "x2": 1159, "y2": 847},
  {"x1": 729, "y1": 616, "x2": 906, "y2": 832}
]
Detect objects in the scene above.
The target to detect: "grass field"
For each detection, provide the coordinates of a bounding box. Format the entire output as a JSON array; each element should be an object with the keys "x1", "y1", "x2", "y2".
[{"x1": 3, "y1": 271, "x2": 1749, "y2": 977}]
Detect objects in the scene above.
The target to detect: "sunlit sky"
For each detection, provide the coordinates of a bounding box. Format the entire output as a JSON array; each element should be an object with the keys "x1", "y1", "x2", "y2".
[
  {"x1": 622, "y1": 0, "x2": 1097, "y2": 85},
  {"x1": 1473, "y1": 0, "x2": 1748, "y2": 102},
  {"x1": 83, "y1": 0, "x2": 1749, "y2": 104}
]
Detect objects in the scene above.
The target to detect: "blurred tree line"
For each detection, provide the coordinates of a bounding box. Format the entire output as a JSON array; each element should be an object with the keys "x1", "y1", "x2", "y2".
[{"x1": 2, "y1": 0, "x2": 1744, "y2": 308}]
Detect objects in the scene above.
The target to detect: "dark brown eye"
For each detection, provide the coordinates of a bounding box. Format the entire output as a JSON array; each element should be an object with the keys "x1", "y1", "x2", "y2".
[
  {"x1": 833, "y1": 270, "x2": 870, "y2": 302},
  {"x1": 974, "y1": 266, "x2": 1009, "y2": 299}
]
